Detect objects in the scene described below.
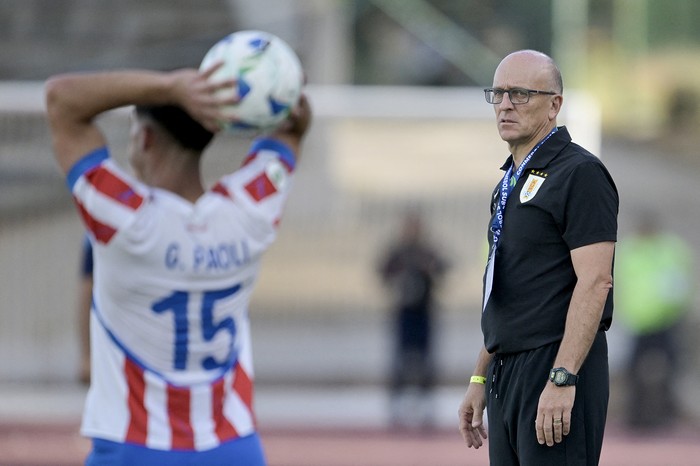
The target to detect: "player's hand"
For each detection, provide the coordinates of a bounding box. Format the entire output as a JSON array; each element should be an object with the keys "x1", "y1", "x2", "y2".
[
  {"x1": 535, "y1": 383, "x2": 575, "y2": 446},
  {"x1": 458, "y1": 383, "x2": 488, "y2": 449},
  {"x1": 268, "y1": 94, "x2": 311, "y2": 158},
  {"x1": 170, "y1": 66, "x2": 237, "y2": 133},
  {"x1": 276, "y1": 93, "x2": 312, "y2": 139}
]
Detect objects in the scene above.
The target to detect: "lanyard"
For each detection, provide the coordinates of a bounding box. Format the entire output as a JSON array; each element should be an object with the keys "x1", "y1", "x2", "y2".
[
  {"x1": 490, "y1": 127, "x2": 558, "y2": 249},
  {"x1": 483, "y1": 127, "x2": 557, "y2": 312}
]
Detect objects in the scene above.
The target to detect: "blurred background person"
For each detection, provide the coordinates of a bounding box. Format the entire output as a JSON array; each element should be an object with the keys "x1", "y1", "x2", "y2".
[
  {"x1": 78, "y1": 236, "x2": 93, "y2": 385},
  {"x1": 378, "y1": 209, "x2": 449, "y2": 430},
  {"x1": 615, "y1": 210, "x2": 695, "y2": 431}
]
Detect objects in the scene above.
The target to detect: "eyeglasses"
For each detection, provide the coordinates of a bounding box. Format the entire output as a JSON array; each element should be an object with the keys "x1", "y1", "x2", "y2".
[{"x1": 484, "y1": 88, "x2": 557, "y2": 105}]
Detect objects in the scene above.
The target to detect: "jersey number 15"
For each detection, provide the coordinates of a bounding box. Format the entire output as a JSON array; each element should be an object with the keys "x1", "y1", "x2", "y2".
[{"x1": 152, "y1": 284, "x2": 241, "y2": 371}]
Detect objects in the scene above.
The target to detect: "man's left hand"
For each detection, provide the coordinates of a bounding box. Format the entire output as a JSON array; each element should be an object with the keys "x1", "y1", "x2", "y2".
[{"x1": 534, "y1": 383, "x2": 575, "y2": 446}]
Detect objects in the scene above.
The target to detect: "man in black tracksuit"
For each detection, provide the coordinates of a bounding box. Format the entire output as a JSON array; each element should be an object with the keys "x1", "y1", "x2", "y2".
[{"x1": 458, "y1": 50, "x2": 619, "y2": 466}]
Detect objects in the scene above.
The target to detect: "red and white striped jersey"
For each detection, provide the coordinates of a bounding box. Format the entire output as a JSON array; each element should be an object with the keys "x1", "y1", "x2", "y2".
[{"x1": 68, "y1": 138, "x2": 295, "y2": 451}]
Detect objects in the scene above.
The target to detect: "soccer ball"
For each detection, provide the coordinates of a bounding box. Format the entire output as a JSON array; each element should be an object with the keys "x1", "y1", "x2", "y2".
[{"x1": 199, "y1": 30, "x2": 304, "y2": 134}]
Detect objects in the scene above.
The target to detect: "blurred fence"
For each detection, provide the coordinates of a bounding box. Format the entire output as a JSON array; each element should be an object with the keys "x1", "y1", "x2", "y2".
[{"x1": 0, "y1": 83, "x2": 601, "y2": 384}]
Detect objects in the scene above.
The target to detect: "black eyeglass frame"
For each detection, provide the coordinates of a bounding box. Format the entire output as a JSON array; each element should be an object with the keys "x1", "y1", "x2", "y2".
[{"x1": 483, "y1": 87, "x2": 558, "y2": 104}]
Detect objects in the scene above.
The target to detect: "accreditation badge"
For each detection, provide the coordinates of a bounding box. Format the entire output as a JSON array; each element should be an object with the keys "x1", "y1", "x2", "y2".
[
  {"x1": 483, "y1": 247, "x2": 495, "y2": 313},
  {"x1": 519, "y1": 173, "x2": 546, "y2": 203}
]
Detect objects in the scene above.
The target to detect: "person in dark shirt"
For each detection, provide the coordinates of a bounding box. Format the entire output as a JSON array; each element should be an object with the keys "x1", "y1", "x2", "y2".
[
  {"x1": 78, "y1": 236, "x2": 94, "y2": 385},
  {"x1": 458, "y1": 50, "x2": 618, "y2": 466},
  {"x1": 379, "y1": 210, "x2": 448, "y2": 429}
]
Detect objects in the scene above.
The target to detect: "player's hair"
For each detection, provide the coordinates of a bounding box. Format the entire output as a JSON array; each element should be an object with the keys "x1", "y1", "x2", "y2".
[{"x1": 135, "y1": 105, "x2": 214, "y2": 152}]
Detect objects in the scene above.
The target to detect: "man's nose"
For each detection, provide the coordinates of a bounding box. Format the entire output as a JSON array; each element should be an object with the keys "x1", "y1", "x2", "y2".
[{"x1": 499, "y1": 91, "x2": 515, "y2": 108}]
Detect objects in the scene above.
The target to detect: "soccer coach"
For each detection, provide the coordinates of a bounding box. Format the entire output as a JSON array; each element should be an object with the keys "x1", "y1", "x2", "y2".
[{"x1": 458, "y1": 50, "x2": 618, "y2": 466}]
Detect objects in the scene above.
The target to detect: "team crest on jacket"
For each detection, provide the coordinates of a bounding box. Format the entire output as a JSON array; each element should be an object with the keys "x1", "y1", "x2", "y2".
[{"x1": 520, "y1": 173, "x2": 546, "y2": 203}]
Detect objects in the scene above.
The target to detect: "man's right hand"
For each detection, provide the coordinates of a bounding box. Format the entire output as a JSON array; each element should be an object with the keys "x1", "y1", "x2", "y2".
[{"x1": 458, "y1": 382, "x2": 488, "y2": 449}]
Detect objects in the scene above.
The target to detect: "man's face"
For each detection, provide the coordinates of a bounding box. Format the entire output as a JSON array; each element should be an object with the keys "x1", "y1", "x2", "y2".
[{"x1": 491, "y1": 54, "x2": 559, "y2": 148}]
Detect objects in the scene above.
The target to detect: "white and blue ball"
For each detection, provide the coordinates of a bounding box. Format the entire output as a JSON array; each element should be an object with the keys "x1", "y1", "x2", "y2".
[{"x1": 199, "y1": 30, "x2": 304, "y2": 134}]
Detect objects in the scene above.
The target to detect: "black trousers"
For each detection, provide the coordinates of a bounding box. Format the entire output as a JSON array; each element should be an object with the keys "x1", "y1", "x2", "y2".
[{"x1": 486, "y1": 331, "x2": 609, "y2": 466}]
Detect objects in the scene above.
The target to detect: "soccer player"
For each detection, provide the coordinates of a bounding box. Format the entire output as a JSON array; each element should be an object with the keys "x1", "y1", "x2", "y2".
[{"x1": 45, "y1": 66, "x2": 311, "y2": 465}]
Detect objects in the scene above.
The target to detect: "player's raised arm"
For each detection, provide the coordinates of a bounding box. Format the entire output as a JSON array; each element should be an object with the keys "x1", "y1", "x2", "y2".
[{"x1": 44, "y1": 68, "x2": 233, "y2": 174}]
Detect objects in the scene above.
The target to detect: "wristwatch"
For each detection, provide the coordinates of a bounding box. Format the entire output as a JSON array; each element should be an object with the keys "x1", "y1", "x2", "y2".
[{"x1": 549, "y1": 367, "x2": 578, "y2": 386}]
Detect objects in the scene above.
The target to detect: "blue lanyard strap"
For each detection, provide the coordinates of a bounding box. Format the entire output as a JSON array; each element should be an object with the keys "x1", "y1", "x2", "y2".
[{"x1": 490, "y1": 127, "x2": 558, "y2": 249}]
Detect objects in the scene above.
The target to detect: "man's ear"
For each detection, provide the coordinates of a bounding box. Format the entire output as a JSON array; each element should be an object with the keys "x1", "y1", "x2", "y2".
[{"x1": 549, "y1": 94, "x2": 563, "y2": 120}]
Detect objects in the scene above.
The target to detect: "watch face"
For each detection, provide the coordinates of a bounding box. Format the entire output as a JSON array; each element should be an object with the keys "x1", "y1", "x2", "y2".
[{"x1": 554, "y1": 371, "x2": 567, "y2": 384}]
